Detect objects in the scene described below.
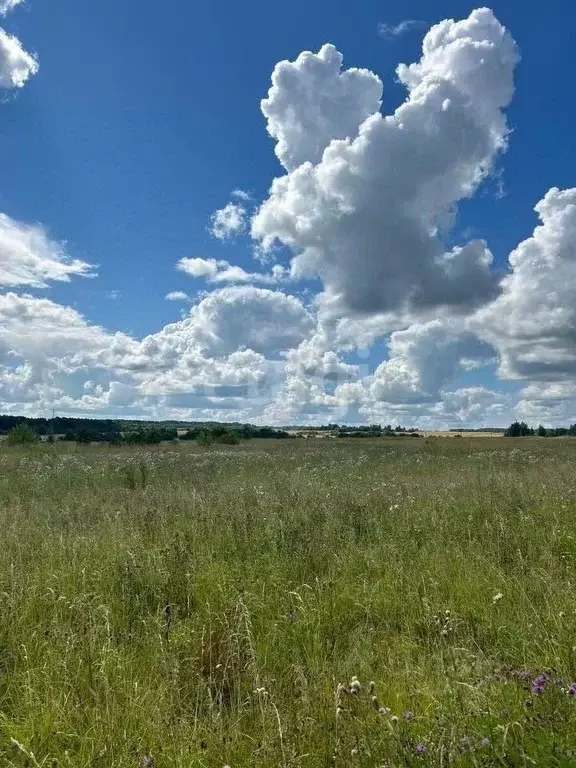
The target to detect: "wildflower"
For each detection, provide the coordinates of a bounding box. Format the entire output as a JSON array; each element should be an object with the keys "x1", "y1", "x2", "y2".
[
  {"x1": 568, "y1": 683, "x2": 576, "y2": 696},
  {"x1": 416, "y1": 743, "x2": 427, "y2": 754},
  {"x1": 459, "y1": 736, "x2": 470, "y2": 753},
  {"x1": 379, "y1": 706, "x2": 390, "y2": 715},
  {"x1": 532, "y1": 673, "x2": 549, "y2": 695},
  {"x1": 405, "y1": 710, "x2": 414, "y2": 721},
  {"x1": 480, "y1": 737, "x2": 490, "y2": 747},
  {"x1": 390, "y1": 715, "x2": 399, "y2": 724},
  {"x1": 369, "y1": 681, "x2": 376, "y2": 695},
  {"x1": 371, "y1": 695, "x2": 379, "y2": 709},
  {"x1": 492, "y1": 592, "x2": 503, "y2": 604},
  {"x1": 349, "y1": 676, "x2": 361, "y2": 694}
]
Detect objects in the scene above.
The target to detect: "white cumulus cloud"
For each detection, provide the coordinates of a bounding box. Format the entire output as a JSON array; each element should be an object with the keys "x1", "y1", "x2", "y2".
[
  {"x1": 253, "y1": 8, "x2": 518, "y2": 319},
  {"x1": 474, "y1": 187, "x2": 576, "y2": 380},
  {"x1": 262, "y1": 43, "x2": 383, "y2": 171},
  {"x1": 0, "y1": 28, "x2": 37, "y2": 88}
]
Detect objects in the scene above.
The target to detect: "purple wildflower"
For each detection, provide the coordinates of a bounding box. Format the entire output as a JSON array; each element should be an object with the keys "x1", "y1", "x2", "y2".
[
  {"x1": 405, "y1": 710, "x2": 414, "y2": 721},
  {"x1": 568, "y1": 683, "x2": 576, "y2": 696},
  {"x1": 532, "y1": 673, "x2": 550, "y2": 695},
  {"x1": 480, "y1": 737, "x2": 490, "y2": 747},
  {"x1": 416, "y1": 743, "x2": 427, "y2": 754}
]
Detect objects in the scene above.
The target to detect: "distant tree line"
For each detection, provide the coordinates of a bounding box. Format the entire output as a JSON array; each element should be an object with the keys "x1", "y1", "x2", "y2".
[
  {"x1": 449, "y1": 428, "x2": 504, "y2": 433},
  {"x1": 0, "y1": 415, "x2": 120, "y2": 439},
  {"x1": 180, "y1": 424, "x2": 290, "y2": 443},
  {"x1": 334, "y1": 424, "x2": 420, "y2": 438},
  {"x1": 0, "y1": 415, "x2": 292, "y2": 446},
  {"x1": 504, "y1": 421, "x2": 576, "y2": 437}
]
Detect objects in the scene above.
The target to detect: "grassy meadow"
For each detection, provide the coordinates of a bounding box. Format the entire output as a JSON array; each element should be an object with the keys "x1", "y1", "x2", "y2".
[{"x1": 1, "y1": 436, "x2": 576, "y2": 766}]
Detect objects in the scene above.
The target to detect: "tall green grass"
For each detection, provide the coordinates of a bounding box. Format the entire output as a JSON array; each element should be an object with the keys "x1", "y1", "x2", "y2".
[{"x1": 1, "y1": 437, "x2": 576, "y2": 766}]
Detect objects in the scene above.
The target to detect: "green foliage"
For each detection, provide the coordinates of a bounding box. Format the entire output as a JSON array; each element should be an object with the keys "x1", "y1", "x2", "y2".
[
  {"x1": 0, "y1": 438, "x2": 576, "y2": 765},
  {"x1": 506, "y1": 420, "x2": 576, "y2": 437},
  {"x1": 505, "y1": 420, "x2": 535, "y2": 436},
  {"x1": 4, "y1": 422, "x2": 39, "y2": 446},
  {"x1": 214, "y1": 431, "x2": 240, "y2": 445},
  {"x1": 122, "y1": 426, "x2": 178, "y2": 445}
]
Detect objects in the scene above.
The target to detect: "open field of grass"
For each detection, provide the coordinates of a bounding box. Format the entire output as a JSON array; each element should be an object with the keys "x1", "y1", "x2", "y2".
[{"x1": 1, "y1": 437, "x2": 576, "y2": 766}]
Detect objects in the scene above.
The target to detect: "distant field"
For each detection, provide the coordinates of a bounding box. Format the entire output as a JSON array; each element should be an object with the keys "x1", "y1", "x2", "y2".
[
  {"x1": 422, "y1": 430, "x2": 505, "y2": 437},
  {"x1": 285, "y1": 428, "x2": 506, "y2": 438},
  {"x1": 1, "y1": 437, "x2": 576, "y2": 766}
]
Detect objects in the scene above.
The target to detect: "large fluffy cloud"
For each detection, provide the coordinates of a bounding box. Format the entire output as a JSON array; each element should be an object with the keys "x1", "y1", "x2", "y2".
[
  {"x1": 474, "y1": 187, "x2": 576, "y2": 380},
  {"x1": 149, "y1": 286, "x2": 313, "y2": 359},
  {"x1": 0, "y1": 28, "x2": 37, "y2": 89},
  {"x1": 360, "y1": 320, "x2": 493, "y2": 405},
  {"x1": 0, "y1": 214, "x2": 94, "y2": 287},
  {"x1": 0, "y1": 287, "x2": 312, "y2": 418},
  {"x1": 262, "y1": 43, "x2": 383, "y2": 171},
  {"x1": 253, "y1": 8, "x2": 518, "y2": 318},
  {"x1": 0, "y1": 293, "x2": 111, "y2": 362}
]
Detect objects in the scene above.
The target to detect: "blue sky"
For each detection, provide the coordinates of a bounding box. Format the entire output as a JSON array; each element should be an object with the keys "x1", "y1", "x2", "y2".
[{"x1": 0, "y1": 0, "x2": 575, "y2": 426}]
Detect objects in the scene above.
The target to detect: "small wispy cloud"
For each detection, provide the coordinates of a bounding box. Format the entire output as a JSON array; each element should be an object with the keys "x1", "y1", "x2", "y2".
[
  {"x1": 165, "y1": 290, "x2": 190, "y2": 302},
  {"x1": 0, "y1": 0, "x2": 24, "y2": 17},
  {"x1": 210, "y1": 202, "x2": 246, "y2": 240},
  {"x1": 231, "y1": 188, "x2": 251, "y2": 202},
  {"x1": 177, "y1": 256, "x2": 288, "y2": 286},
  {"x1": 377, "y1": 19, "x2": 425, "y2": 40}
]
